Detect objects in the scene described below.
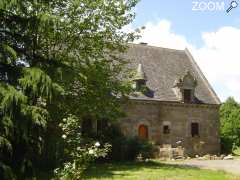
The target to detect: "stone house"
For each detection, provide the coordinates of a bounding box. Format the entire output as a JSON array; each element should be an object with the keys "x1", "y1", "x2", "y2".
[{"x1": 119, "y1": 43, "x2": 221, "y2": 156}]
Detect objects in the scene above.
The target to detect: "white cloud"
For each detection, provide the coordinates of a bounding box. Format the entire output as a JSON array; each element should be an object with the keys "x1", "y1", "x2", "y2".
[
  {"x1": 134, "y1": 20, "x2": 240, "y2": 102},
  {"x1": 135, "y1": 20, "x2": 194, "y2": 50}
]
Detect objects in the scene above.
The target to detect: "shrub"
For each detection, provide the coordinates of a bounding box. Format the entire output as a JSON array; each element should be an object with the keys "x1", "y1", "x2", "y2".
[
  {"x1": 92, "y1": 122, "x2": 154, "y2": 161},
  {"x1": 220, "y1": 137, "x2": 234, "y2": 154},
  {"x1": 220, "y1": 97, "x2": 240, "y2": 153},
  {"x1": 106, "y1": 127, "x2": 154, "y2": 161},
  {"x1": 54, "y1": 115, "x2": 111, "y2": 179},
  {"x1": 233, "y1": 146, "x2": 240, "y2": 156},
  {"x1": 124, "y1": 137, "x2": 154, "y2": 160}
]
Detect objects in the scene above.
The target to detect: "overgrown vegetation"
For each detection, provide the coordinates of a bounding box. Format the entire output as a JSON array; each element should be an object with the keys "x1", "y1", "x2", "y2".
[
  {"x1": 0, "y1": 0, "x2": 139, "y2": 179},
  {"x1": 220, "y1": 97, "x2": 240, "y2": 153}
]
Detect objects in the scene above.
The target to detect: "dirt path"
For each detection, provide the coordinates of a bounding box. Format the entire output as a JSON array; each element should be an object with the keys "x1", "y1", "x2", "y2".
[{"x1": 168, "y1": 159, "x2": 240, "y2": 175}]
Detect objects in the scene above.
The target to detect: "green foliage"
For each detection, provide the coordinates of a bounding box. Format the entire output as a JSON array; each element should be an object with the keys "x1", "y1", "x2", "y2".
[
  {"x1": 116, "y1": 137, "x2": 154, "y2": 161},
  {"x1": 55, "y1": 115, "x2": 111, "y2": 179},
  {"x1": 0, "y1": 83, "x2": 27, "y2": 116},
  {"x1": 220, "y1": 97, "x2": 240, "y2": 153},
  {"x1": 233, "y1": 146, "x2": 240, "y2": 156},
  {"x1": 0, "y1": 162, "x2": 15, "y2": 180},
  {"x1": 100, "y1": 125, "x2": 154, "y2": 161},
  {"x1": 19, "y1": 68, "x2": 63, "y2": 100},
  {"x1": 0, "y1": 0, "x2": 138, "y2": 178}
]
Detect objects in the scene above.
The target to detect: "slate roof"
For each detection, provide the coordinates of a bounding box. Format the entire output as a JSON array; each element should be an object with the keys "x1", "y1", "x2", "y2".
[{"x1": 123, "y1": 43, "x2": 220, "y2": 105}]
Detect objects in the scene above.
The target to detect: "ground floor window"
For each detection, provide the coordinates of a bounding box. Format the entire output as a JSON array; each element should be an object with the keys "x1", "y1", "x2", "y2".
[
  {"x1": 138, "y1": 124, "x2": 148, "y2": 139},
  {"x1": 191, "y1": 122, "x2": 199, "y2": 137},
  {"x1": 163, "y1": 125, "x2": 170, "y2": 134}
]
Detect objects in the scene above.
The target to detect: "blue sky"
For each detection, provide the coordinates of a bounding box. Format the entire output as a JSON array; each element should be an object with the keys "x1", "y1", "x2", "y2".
[
  {"x1": 129, "y1": 0, "x2": 240, "y2": 102},
  {"x1": 133, "y1": 0, "x2": 240, "y2": 46}
]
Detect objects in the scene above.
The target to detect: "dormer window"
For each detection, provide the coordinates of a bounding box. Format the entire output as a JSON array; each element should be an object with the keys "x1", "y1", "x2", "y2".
[
  {"x1": 173, "y1": 71, "x2": 197, "y2": 103},
  {"x1": 184, "y1": 89, "x2": 192, "y2": 103},
  {"x1": 135, "y1": 79, "x2": 146, "y2": 91},
  {"x1": 133, "y1": 64, "x2": 147, "y2": 91}
]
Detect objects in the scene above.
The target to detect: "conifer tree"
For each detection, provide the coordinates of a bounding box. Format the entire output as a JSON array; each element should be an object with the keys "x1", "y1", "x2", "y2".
[{"x1": 0, "y1": 0, "x2": 138, "y2": 178}]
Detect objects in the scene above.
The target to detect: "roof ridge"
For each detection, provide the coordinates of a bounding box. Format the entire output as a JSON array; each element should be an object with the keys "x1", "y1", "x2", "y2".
[
  {"x1": 129, "y1": 43, "x2": 185, "y2": 52},
  {"x1": 184, "y1": 48, "x2": 221, "y2": 104}
]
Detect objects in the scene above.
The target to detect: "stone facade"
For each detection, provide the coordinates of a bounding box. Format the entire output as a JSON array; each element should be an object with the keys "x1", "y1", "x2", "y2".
[
  {"x1": 119, "y1": 100, "x2": 220, "y2": 156},
  {"x1": 119, "y1": 44, "x2": 221, "y2": 156}
]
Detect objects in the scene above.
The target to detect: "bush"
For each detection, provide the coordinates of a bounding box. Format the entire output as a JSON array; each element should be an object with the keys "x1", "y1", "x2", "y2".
[
  {"x1": 220, "y1": 97, "x2": 240, "y2": 153},
  {"x1": 103, "y1": 126, "x2": 154, "y2": 161},
  {"x1": 220, "y1": 137, "x2": 234, "y2": 154},
  {"x1": 233, "y1": 146, "x2": 240, "y2": 156},
  {"x1": 54, "y1": 115, "x2": 111, "y2": 179},
  {"x1": 121, "y1": 137, "x2": 154, "y2": 161}
]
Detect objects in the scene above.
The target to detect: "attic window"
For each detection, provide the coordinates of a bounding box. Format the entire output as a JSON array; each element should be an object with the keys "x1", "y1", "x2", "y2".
[
  {"x1": 133, "y1": 64, "x2": 147, "y2": 91},
  {"x1": 183, "y1": 89, "x2": 192, "y2": 103},
  {"x1": 174, "y1": 71, "x2": 197, "y2": 103},
  {"x1": 136, "y1": 80, "x2": 146, "y2": 90}
]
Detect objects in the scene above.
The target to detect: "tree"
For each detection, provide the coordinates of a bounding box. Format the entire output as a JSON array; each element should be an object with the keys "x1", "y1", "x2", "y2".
[
  {"x1": 220, "y1": 97, "x2": 240, "y2": 153},
  {"x1": 0, "y1": 0, "x2": 138, "y2": 178}
]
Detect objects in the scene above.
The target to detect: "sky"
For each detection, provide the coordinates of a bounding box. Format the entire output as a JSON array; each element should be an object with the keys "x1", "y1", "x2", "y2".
[{"x1": 128, "y1": 0, "x2": 240, "y2": 102}]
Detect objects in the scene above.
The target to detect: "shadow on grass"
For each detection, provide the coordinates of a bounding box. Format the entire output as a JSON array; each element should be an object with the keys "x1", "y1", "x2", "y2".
[{"x1": 82, "y1": 161, "x2": 201, "y2": 179}]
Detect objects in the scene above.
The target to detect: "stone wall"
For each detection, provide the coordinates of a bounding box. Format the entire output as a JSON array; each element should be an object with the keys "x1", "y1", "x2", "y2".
[{"x1": 119, "y1": 99, "x2": 220, "y2": 156}]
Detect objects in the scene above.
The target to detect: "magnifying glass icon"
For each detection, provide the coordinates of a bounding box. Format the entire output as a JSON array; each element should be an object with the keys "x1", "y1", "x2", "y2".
[{"x1": 226, "y1": 1, "x2": 238, "y2": 13}]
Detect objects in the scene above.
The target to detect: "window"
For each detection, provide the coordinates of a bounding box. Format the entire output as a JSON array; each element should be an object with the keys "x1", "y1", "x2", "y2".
[
  {"x1": 135, "y1": 80, "x2": 146, "y2": 91},
  {"x1": 184, "y1": 89, "x2": 192, "y2": 103},
  {"x1": 191, "y1": 123, "x2": 199, "y2": 137},
  {"x1": 163, "y1": 125, "x2": 170, "y2": 134},
  {"x1": 138, "y1": 124, "x2": 148, "y2": 139}
]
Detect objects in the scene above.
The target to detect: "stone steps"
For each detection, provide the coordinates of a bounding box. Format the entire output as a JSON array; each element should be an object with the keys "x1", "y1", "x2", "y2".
[{"x1": 154, "y1": 145, "x2": 185, "y2": 159}]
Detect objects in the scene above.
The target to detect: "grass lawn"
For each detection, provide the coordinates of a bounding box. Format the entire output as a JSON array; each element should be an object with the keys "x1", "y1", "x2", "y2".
[{"x1": 82, "y1": 161, "x2": 239, "y2": 180}]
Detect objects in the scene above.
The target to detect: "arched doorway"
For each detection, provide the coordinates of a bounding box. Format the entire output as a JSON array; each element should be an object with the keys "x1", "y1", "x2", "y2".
[{"x1": 138, "y1": 124, "x2": 148, "y2": 139}]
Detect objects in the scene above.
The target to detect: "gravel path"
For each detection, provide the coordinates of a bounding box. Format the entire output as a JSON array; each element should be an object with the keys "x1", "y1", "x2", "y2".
[{"x1": 169, "y1": 159, "x2": 240, "y2": 175}]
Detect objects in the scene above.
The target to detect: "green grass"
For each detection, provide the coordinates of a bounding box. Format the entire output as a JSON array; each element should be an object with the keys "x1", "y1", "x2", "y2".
[{"x1": 82, "y1": 161, "x2": 239, "y2": 180}]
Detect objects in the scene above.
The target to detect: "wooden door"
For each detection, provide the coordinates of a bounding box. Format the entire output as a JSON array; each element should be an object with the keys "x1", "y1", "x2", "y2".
[{"x1": 138, "y1": 124, "x2": 148, "y2": 139}]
